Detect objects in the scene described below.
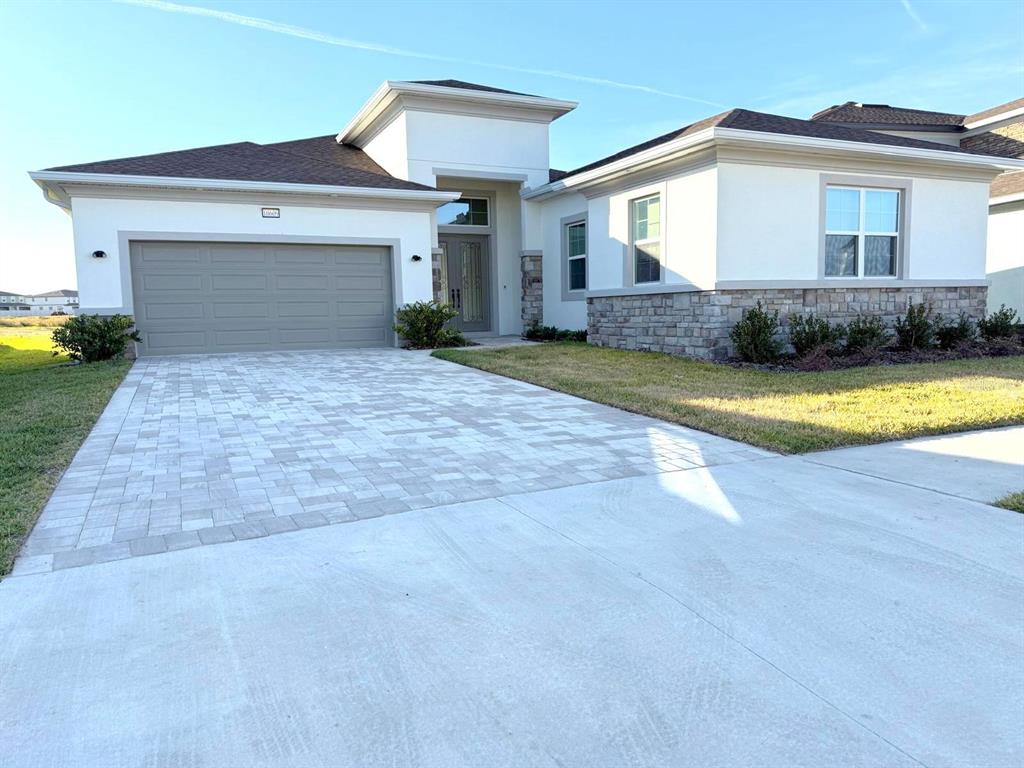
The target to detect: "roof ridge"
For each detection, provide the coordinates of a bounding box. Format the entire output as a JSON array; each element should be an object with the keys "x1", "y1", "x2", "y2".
[{"x1": 47, "y1": 141, "x2": 260, "y2": 172}]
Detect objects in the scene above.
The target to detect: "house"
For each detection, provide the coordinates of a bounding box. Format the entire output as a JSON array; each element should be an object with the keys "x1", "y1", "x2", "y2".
[
  {"x1": 0, "y1": 288, "x2": 78, "y2": 315},
  {"x1": 810, "y1": 98, "x2": 1024, "y2": 315},
  {"x1": 29, "y1": 80, "x2": 1023, "y2": 358}
]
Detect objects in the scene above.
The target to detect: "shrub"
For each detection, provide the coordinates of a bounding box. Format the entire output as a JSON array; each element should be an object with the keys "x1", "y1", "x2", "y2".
[
  {"x1": 788, "y1": 313, "x2": 846, "y2": 357},
  {"x1": 894, "y1": 301, "x2": 936, "y2": 350},
  {"x1": 979, "y1": 304, "x2": 1019, "y2": 340},
  {"x1": 844, "y1": 314, "x2": 889, "y2": 354},
  {"x1": 523, "y1": 322, "x2": 587, "y2": 342},
  {"x1": 730, "y1": 302, "x2": 782, "y2": 363},
  {"x1": 393, "y1": 301, "x2": 468, "y2": 349},
  {"x1": 51, "y1": 314, "x2": 141, "y2": 362},
  {"x1": 935, "y1": 311, "x2": 977, "y2": 350}
]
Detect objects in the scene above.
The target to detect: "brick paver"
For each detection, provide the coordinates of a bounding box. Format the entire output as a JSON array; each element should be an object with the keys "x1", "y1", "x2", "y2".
[{"x1": 14, "y1": 350, "x2": 771, "y2": 574}]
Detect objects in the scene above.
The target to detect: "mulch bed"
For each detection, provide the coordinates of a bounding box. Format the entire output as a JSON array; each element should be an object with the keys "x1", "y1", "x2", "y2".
[{"x1": 728, "y1": 338, "x2": 1024, "y2": 372}]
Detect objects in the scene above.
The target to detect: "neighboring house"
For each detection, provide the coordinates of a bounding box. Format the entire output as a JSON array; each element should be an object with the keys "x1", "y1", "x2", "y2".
[
  {"x1": 811, "y1": 98, "x2": 1024, "y2": 315},
  {"x1": 29, "y1": 80, "x2": 1023, "y2": 358},
  {"x1": 0, "y1": 288, "x2": 78, "y2": 315}
]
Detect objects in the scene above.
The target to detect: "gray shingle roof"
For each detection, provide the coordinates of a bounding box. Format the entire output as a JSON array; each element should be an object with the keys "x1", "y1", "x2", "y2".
[
  {"x1": 46, "y1": 136, "x2": 435, "y2": 191},
  {"x1": 810, "y1": 102, "x2": 965, "y2": 128},
  {"x1": 409, "y1": 79, "x2": 538, "y2": 97},
  {"x1": 558, "y1": 108, "x2": 970, "y2": 181},
  {"x1": 32, "y1": 289, "x2": 78, "y2": 298}
]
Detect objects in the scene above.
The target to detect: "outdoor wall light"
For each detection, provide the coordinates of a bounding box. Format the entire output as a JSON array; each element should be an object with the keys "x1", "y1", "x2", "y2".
[
  {"x1": 91, "y1": 250, "x2": 107, "y2": 259},
  {"x1": 411, "y1": 254, "x2": 423, "y2": 262}
]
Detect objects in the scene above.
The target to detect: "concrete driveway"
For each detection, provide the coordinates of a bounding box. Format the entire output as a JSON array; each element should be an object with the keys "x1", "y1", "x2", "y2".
[{"x1": 2, "y1": 351, "x2": 1022, "y2": 767}]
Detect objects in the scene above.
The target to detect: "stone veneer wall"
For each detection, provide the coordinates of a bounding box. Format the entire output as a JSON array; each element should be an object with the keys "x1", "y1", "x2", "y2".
[
  {"x1": 521, "y1": 253, "x2": 543, "y2": 328},
  {"x1": 587, "y1": 286, "x2": 988, "y2": 361}
]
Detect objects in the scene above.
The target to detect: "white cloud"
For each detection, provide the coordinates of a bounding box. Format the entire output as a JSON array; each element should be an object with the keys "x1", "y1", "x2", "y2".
[
  {"x1": 115, "y1": 0, "x2": 726, "y2": 107},
  {"x1": 900, "y1": 0, "x2": 931, "y2": 34}
]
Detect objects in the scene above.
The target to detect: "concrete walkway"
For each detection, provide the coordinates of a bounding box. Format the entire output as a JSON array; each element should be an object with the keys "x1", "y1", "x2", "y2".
[{"x1": 806, "y1": 425, "x2": 1024, "y2": 503}]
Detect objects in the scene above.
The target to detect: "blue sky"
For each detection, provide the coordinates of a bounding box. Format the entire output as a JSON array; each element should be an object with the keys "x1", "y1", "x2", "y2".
[{"x1": 1, "y1": 0, "x2": 1021, "y2": 293}]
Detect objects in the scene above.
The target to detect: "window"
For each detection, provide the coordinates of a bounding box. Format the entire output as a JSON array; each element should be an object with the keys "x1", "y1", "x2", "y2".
[
  {"x1": 825, "y1": 186, "x2": 899, "y2": 278},
  {"x1": 437, "y1": 197, "x2": 489, "y2": 226},
  {"x1": 566, "y1": 220, "x2": 587, "y2": 292},
  {"x1": 632, "y1": 194, "x2": 661, "y2": 284}
]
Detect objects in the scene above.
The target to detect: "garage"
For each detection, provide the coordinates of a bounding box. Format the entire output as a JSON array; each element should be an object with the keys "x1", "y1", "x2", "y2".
[{"x1": 130, "y1": 241, "x2": 394, "y2": 355}]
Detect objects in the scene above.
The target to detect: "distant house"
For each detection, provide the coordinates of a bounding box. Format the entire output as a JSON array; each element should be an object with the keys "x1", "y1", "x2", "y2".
[
  {"x1": 28, "y1": 80, "x2": 1023, "y2": 359},
  {"x1": 811, "y1": 98, "x2": 1024, "y2": 315},
  {"x1": 0, "y1": 289, "x2": 78, "y2": 316}
]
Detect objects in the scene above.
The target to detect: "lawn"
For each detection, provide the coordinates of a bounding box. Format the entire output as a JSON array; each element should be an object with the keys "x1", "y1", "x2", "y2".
[
  {"x1": 0, "y1": 327, "x2": 130, "y2": 575},
  {"x1": 434, "y1": 343, "x2": 1024, "y2": 453}
]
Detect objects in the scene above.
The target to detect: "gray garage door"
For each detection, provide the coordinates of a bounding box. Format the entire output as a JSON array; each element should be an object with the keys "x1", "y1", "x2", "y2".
[{"x1": 130, "y1": 241, "x2": 393, "y2": 355}]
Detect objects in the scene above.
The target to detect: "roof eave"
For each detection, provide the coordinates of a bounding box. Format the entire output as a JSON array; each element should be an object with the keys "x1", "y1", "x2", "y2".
[
  {"x1": 27, "y1": 171, "x2": 461, "y2": 206},
  {"x1": 712, "y1": 128, "x2": 1024, "y2": 171},
  {"x1": 338, "y1": 80, "x2": 578, "y2": 145}
]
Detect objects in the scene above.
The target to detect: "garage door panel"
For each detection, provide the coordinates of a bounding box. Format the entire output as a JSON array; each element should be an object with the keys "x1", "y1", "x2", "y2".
[
  {"x1": 212, "y1": 273, "x2": 268, "y2": 291},
  {"x1": 210, "y1": 246, "x2": 269, "y2": 264},
  {"x1": 143, "y1": 302, "x2": 205, "y2": 320},
  {"x1": 211, "y1": 302, "x2": 270, "y2": 319},
  {"x1": 131, "y1": 241, "x2": 393, "y2": 355},
  {"x1": 142, "y1": 274, "x2": 202, "y2": 291}
]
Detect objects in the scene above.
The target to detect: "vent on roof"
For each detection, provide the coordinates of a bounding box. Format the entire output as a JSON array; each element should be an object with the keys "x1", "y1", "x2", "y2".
[{"x1": 856, "y1": 103, "x2": 891, "y2": 108}]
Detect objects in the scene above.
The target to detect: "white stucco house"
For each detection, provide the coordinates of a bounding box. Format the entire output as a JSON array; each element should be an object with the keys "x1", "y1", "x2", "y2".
[
  {"x1": 29, "y1": 80, "x2": 1023, "y2": 358},
  {"x1": 0, "y1": 288, "x2": 78, "y2": 316}
]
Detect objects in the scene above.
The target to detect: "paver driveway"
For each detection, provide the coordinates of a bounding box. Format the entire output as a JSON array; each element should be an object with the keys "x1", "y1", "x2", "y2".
[{"x1": 14, "y1": 349, "x2": 769, "y2": 574}]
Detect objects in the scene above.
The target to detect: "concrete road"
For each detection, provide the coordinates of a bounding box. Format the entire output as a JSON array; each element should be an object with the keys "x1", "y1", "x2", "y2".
[{"x1": 2, "y1": 451, "x2": 1021, "y2": 767}]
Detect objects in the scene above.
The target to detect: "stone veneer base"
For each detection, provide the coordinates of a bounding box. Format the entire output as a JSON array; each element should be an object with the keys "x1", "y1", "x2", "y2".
[
  {"x1": 521, "y1": 253, "x2": 543, "y2": 328},
  {"x1": 587, "y1": 286, "x2": 988, "y2": 361}
]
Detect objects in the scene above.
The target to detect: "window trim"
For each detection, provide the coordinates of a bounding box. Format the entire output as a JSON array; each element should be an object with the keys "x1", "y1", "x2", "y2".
[
  {"x1": 437, "y1": 196, "x2": 490, "y2": 228},
  {"x1": 561, "y1": 213, "x2": 588, "y2": 301},
  {"x1": 630, "y1": 193, "x2": 663, "y2": 286},
  {"x1": 818, "y1": 174, "x2": 911, "y2": 281}
]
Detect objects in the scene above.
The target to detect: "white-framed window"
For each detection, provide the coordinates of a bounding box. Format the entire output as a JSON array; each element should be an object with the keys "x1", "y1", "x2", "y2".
[
  {"x1": 437, "y1": 197, "x2": 489, "y2": 227},
  {"x1": 631, "y1": 194, "x2": 661, "y2": 284},
  {"x1": 566, "y1": 220, "x2": 587, "y2": 292},
  {"x1": 825, "y1": 186, "x2": 899, "y2": 278}
]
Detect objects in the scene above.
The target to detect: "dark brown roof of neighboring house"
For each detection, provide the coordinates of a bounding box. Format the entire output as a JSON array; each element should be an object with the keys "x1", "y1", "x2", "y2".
[
  {"x1": 810, "y1": 102, "x2": 966, "y2": 129},
  {"x1": 548, "y1": 168, "x2": 568, "y2": 182},
  {"x1": 409, "y1": 79, "x2": 537, "y2": 97},
  {"x1": 960, "y1": 127, "x2": 1024, "y2": 159},
  {"x1": 966, "y1": 98, "x2": 1024, "y2": 124},
  {"x1": 991, "y1": 170, "x2": 1024, "y2": 198},
  {"x1": 46, "y1": 136, "x2": 435, "y2": 191},
  {"x1": 559, "y1": 108, "x2": 970, "y2": 181}
]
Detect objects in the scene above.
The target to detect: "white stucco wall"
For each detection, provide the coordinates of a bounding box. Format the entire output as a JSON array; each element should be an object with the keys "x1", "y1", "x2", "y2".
[
  {"x1": 580, "y1": 165, "x2": 718, "y2": 292},
  {"x1": 539, "y1": 191, "x2": 588, "y2": 329},
  {"x1": 396, "y1": 111, "x2": 551, "y2": 188},
  {"x1": 361, "y1": 113, "x2": 409, "y2": 181},
  {"x1": 68, "y1": 195, "x2": 435, "y2": 313},
  {"x1": 874, "y1": 129, "x2": 963, "y2": 147},
  {"x1": 986, "y1": 201, "x2": 1024, "y2": 314},
  {"x1": 716, "y1": 161, "x2": 991, "y2": 283}
]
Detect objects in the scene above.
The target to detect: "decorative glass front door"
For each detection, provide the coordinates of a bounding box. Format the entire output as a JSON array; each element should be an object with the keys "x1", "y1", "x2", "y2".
[{"x1": 437, "y1": 235, "x2": 490, "y2": 332}]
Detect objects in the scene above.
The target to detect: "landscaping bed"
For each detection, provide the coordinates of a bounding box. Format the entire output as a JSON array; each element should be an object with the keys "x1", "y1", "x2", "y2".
[{"x1": 433, "y1": 342, "x2": 1024, "y2": 454}]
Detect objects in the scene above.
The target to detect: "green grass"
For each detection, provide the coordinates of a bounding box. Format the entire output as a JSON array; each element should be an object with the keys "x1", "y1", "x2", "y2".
[
  {"x1": 434, "y1": 343, "x2": 1024, "y2": 453},
  {"x1": 0, "y1": 329, "x2": 130, "y2": 575},
  {"x1": 993, "y1": 492, "x2": 1024, "y2": 513}
]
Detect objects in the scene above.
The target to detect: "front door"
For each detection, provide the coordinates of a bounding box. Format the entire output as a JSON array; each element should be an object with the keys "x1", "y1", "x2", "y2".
[{"x1": 437, "y1": 235, "x2": 490, "y2": 332}]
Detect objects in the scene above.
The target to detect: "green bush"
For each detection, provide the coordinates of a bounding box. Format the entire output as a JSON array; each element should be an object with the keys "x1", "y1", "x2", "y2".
[
  {"x1": 894, "y1": 301, "x2": 936, "y2": 350},
  {"x1": 393, "y1": 301, "x2": 468, "y2": 349},
  {"x1": 788, "y1": 313, "x2": 846, "y2": 357},
  {"x1": 935, "y1": 311, "x2": 977, "y2": 350},
  {"x1": 523, "y1": 322, "x2": 587, "y2": 342},
  {"x1": 730, "y1": 302, "x2": 782, "y2": 363},
  {"x1": 844, "y1": 314, "x2": 890, "y2": 354},
  {"x1": 979, "y1": 304, "x2": 1019, "y2": 340},
  {"x1": 51, "y1": 314, "x2": 140, "y2": 362}
]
